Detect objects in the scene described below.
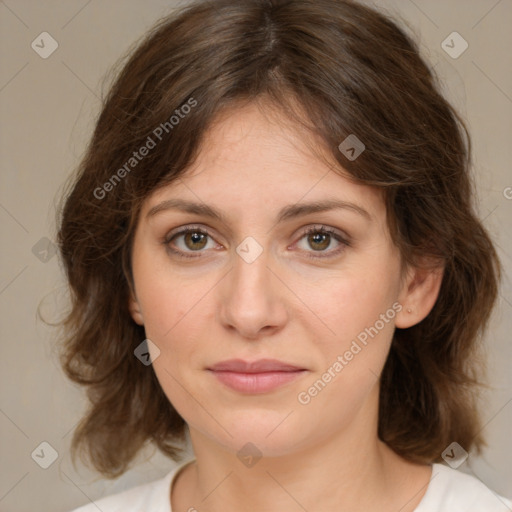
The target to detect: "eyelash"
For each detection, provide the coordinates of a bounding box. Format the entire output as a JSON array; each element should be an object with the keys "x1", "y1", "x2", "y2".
[{"x1": 164, "y1": 224, "x2": 350, "y2": 260}]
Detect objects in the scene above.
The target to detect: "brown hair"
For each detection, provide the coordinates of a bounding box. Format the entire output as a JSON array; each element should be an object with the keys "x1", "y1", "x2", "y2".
[{"x1": 56, "y1": 0, "x2": 501, "y2": 478}]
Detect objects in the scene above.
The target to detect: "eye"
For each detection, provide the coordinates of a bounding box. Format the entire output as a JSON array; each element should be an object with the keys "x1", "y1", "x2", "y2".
[
  {"x1": 294, "y1": 225, "x2": 349, "y2": 259},
  {"x1": 164, "y1": 225, "x2": 220, "y2": 259}
]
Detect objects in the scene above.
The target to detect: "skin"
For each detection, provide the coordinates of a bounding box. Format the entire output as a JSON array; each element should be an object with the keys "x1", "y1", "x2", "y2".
[{"x1": 128, "y1": 100, "x2": 443, "y2": 512}]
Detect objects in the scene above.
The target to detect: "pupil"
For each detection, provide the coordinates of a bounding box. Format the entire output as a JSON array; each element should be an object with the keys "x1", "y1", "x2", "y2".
[
  {"x1": 187, "y1": 232, "x2": 206, "y2": 250},
  {"x1": 310, "y1": 232, "x2": 329, "y2": 250}
]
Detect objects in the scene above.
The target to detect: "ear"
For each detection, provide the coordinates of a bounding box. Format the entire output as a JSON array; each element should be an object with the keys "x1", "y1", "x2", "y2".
[
  {"x1": 395, "y1": 262, "x2": 444, "y2": 329},
  {"x1": 128, "y1": 289, "x2": 144, "y2": 326}
]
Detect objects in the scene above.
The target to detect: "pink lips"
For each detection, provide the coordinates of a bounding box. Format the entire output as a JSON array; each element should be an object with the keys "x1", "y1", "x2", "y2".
[{"x1": 207, "y1": 359, "x2": 307, "y2": 394}]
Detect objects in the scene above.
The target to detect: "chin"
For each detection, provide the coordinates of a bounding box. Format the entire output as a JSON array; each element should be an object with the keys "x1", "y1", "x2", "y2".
[{"x1": 197, "y1": 407, "x2": 314, "y2": 458}]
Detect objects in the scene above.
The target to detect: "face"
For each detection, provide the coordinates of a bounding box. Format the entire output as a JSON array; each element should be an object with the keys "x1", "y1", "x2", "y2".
[{"x1": 129, "y1": 102, "x2": 419, "y2": 458}]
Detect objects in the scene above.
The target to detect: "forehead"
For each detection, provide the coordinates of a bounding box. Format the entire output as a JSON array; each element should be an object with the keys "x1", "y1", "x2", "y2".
[
  {"x1": 187, "y1": 101, "x2": 337, "y2": 182},
  {"x1": 142, "y1": 101, "x2": 385, "y2": 221}
]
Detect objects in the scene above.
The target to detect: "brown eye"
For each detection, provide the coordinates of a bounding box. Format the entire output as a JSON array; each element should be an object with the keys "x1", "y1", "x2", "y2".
[
  {"x1": 307, "y1": 232, "x2": 331, "y2": 251},
  {"x1": 295, "y1": 226, "x2": 349, "y2": 259},
  {"x1": 183, "y1": 231, "x2": 208, "y2": 250},
  {"x1": 165, "y1": 227, "x2": 217, "y2": 258}
]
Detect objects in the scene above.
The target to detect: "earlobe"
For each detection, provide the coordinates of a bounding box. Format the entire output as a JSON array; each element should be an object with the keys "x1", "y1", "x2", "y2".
[
  {"x1": 128, "y1": 292, "x2": 144, "y2": 325},
  {"x1": 395, "y1": 263, "x2": 444, "y2": 329}
]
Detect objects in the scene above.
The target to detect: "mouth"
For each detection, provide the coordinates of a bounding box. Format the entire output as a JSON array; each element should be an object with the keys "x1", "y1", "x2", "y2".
[{"x1": 207, "y1": 359, "x2": 308, "y2": 394}]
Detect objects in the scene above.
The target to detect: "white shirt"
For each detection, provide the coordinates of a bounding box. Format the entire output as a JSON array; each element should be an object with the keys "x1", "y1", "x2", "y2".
[{"x1": 69, "y1": 460, "x2": 512, "y2": 512}]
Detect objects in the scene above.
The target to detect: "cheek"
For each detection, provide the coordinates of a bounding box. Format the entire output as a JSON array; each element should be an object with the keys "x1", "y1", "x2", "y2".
[
  {"x1": 294, "y1": 278, "x2": 397, "y2": 435},
  {"x1": 302, "y1": 267, "x2": 399, "y2": 347},
  {"x1": 138, "y1": 275, "x2": 212, "y2": 425},
  {"x1": 135, "y1": 268, "x2": 217, "y2": 396},
  {"x1": 293, "y1": 264, "x2": 399, "y2": 408},
  {"x1": 134, "y1": 253, "x2": 209, "y2": 340}
]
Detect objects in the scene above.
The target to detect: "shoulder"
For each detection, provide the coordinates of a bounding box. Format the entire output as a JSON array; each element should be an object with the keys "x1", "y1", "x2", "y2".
[
  {"x1": 415, "y1": 463, "x2": 512, "y2": 512},
  {"x1": 66, "y1": 462, "x2": 189, "y2": 512}
]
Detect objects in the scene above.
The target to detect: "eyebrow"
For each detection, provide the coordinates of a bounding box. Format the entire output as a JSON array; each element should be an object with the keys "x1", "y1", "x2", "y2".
[{"x1": 146, "y1": 198, "x2": 371, "y2": 223}]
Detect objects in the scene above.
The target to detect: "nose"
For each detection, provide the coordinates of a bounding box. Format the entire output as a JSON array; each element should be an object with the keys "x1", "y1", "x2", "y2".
[{"x1": 218, "y1": 243, "x2": 289, "y2": 340}]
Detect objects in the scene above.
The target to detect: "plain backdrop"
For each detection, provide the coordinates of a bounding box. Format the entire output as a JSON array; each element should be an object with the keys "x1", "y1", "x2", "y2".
[{"x1": 0, "y1": 1, "x2": 511, "y2": 511}]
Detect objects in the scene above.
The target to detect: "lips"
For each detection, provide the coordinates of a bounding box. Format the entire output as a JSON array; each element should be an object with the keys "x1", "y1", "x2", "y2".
[
  {"x1": 207, "y1": 359, "x2": 307, "y2": 393},
  {"x1": 208, "y1": 358, "x2": 304, "y2": 373}
]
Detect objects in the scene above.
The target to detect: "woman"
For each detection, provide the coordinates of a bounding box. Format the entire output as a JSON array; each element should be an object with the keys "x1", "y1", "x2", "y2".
[{"x1": 59, "y1": 0, "x2": 511, "y2": 510}]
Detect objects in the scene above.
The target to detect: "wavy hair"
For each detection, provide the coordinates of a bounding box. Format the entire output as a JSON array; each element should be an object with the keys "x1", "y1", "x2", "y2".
[{"x1": 56, "y1": 0, "x2": 501, "y2": 478}]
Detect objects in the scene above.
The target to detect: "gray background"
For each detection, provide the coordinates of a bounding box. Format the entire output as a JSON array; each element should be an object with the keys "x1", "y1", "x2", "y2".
[{"x1": 0, "y1": 1, "x2": 511, "y2": 510}]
